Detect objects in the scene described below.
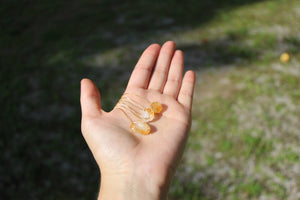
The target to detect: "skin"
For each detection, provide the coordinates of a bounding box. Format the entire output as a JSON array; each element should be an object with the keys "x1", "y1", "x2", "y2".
[{"x1": 80, "y1": 41, "x2": 196, "y2": 200}]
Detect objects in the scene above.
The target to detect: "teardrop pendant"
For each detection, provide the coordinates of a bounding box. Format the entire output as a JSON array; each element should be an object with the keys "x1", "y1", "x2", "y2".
[
  {"x1": 141, "y1": 108, "x2": 154, "y2": 122},
  {"x1": 130, "y1": 121, "x2": 151, "y2": 135},
  {"x1": 150, "y1": 102, "x2": 162, "y2": 113},
  {"x1": 115, "y1": 93, "x2": 162, "y2": 135}
]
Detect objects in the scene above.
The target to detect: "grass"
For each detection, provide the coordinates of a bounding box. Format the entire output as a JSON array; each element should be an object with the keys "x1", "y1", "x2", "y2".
[{"x1": 1, "y1": 0, "x2": 300, "y2": 199}]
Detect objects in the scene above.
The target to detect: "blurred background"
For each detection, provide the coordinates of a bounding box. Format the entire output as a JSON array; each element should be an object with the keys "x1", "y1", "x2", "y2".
[{"x1": 1, "y1": 0, "x2": 299, "y2": 199}]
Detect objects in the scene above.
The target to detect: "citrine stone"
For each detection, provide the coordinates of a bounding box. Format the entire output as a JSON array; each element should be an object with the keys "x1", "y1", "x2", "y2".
[
  {"x1": 150, "y1": 102, "x2": 162, "y2": 113},
  {"x1": 141, "y1": 108, "x2": 154, "y2": 122},
  {"x1": 130, "y1": 121, "x2": 151, "y2": 135}
]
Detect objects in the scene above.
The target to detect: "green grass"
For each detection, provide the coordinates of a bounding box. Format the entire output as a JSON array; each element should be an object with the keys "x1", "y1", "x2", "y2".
[{"x1": 1, "y1": 0, "x2": 300, "y2": 199}]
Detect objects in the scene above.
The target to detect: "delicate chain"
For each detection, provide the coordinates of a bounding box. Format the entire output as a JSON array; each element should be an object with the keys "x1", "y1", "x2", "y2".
[
  {"x1": 116, "y1": 102, "x2": 142, "y2": 121},
  {"x1": 115, "y1": 106, "x2": 133, "y2": 122},
  {"x1": 114, "y1": 93, "x2": 161, "y2": 135},
  {"x1": 123, "y1": 92, "x2": 151, "y2": 104}
]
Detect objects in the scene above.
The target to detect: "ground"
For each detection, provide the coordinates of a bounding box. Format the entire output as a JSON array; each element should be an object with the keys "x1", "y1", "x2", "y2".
[{"x1": 1, "y1": 0, "x2": 299, "y2": 199}]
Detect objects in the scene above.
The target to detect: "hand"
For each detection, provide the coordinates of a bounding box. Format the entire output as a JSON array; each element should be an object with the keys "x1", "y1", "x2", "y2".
[{"x1": 80, "y1": 41, "x2": 195, "y2": 200}]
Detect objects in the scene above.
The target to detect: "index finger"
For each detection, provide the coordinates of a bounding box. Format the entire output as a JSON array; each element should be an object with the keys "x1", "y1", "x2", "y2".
[{"x1": 126, "y1": 44, "x2": 161, "y2": 89}]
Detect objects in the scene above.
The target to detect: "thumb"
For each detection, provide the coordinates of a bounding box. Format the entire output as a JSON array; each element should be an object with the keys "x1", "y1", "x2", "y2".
[{"x1": 80, "y1": 78, "x2": 102, "y2": 118}]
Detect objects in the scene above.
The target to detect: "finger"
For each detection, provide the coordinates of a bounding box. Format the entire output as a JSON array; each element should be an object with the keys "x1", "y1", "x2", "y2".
[
  {"x1": 126, "y1": 44, "x2": 161, "y2": 89},
  {"x1": 178, "y1": 71, "x2": 196, "y2": 110},
  {"x1": 148, "y1": 41, "x2": 176, "y2": 92},
  {"x1": 80, "y1": 78, "x2": 102, "y2": 118},
  {"x1": 163, "y1": 50, "x2": 184, "y2": 98}
]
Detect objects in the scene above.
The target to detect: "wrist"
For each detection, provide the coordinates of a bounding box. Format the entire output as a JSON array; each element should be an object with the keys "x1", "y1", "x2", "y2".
[{"x1": 98, "y1": 171, "x2": 169, "y2": 200}]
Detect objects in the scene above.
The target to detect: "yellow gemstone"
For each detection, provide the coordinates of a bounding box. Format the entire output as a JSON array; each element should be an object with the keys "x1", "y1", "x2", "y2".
[
  {"x1": 280, "y1": 52, "x2": 290, "y2": 63},
  {"x1": 150, "y1": 102, "x2": 162, "y2": 113},
  {"x1": 130, "y1": 121, "x2": 151, "y2": 135},
  {"x1": 141, "y1": 108, "x2": 154, "y2": 122}
]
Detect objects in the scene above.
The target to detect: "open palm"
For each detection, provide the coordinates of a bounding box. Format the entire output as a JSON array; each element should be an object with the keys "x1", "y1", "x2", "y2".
[{"x1": 80, "y1": 41, "x2": 195, "y2": 199}]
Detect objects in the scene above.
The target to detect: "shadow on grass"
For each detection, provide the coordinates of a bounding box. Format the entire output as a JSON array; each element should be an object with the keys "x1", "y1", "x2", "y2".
[{"x1": 1, "y1": 0, "x2": 285, "y2": 199}]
